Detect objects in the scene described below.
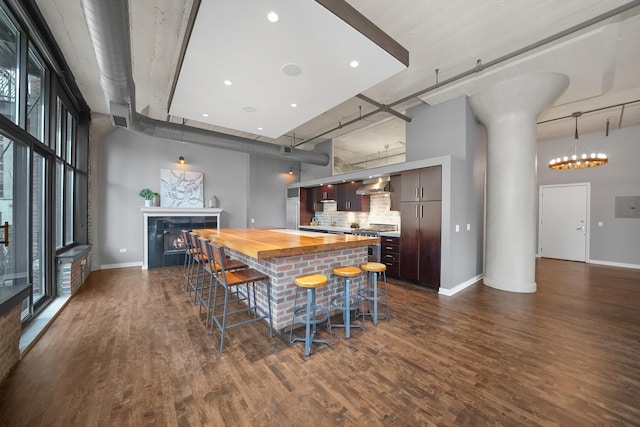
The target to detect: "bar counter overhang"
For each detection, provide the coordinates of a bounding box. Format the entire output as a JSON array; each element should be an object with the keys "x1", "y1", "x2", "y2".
[{"x1": 193, "y1": 228, "x2": 378, "y2": 332}]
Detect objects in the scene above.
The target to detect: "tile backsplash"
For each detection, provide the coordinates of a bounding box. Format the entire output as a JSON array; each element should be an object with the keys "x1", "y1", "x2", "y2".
[{"x1": 313, "y1": 194, "x2": 400, "y2": 230}]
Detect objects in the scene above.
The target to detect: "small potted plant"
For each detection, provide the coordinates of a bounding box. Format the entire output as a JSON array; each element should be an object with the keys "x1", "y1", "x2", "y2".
[
  {"x1": 350, "y1": 222, "x2": 360, "y2": 229},
  {"x1": 139, "y1": 188, "x2": 157, "y2": 207}
]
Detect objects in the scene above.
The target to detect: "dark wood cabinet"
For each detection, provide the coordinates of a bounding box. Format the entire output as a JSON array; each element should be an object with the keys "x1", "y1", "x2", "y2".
[
  {"x1": 400, "y1": 200, "x2": 441, "y2": 287},
  {"x1": 336, "y1": 181, "x2": 369, "y2": 211},
  {"x1": 389, "y1": 175, "x2": 401, "y2": 211},
  {"x1": 318, "y1": 184, "x2": 336, "y2": 201},
  {"x1": 305, "y1": 187, "x2": 322, "y2": 212},
  {"x1": 380, "y1": 235, "x2": 400, "y2": 278},
  {"x1": 400, "y1": 169, "x2": 420, "y2": 202},
  {"x1": 400, "y1": 166, "x2": 442, "y2": 202},
  {"x1": 300, "y1": 187, "x2": 313, "y2": 226},
  {"x1": 306, "y1": 184, "x2": 337, "y2": 212}
]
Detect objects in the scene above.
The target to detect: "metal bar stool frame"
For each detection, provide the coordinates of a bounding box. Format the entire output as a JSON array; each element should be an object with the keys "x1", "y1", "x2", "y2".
[
  {"x1": 358, "y1": 262, "x2": 391, "y2": 325},
  {"x1": 197, "y1": 237, "x2": 248, "y2": 327},
  {"x1": 187, "y1": 232, "x2": 207, "y2": 304},
  {"x1": 181, "y1": 230, "x2": 195, "y2": 290},
  {"x1": 329, "y1": 266, "x2": 364, "y2": 338},
  {"x1": 289, "y1": 273, "x2": 333, "y2": 356},
  {"x1": 209, "y1": 241, "x2": 272, "y2": 353}
]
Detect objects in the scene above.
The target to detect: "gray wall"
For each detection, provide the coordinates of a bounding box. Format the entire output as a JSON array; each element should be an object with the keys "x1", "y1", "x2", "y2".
[
  {"x1": 97, "y1": 128, "x2": 249, "y2": 267},
  {"x1": 248, "y1": 155, "x2": 299, "y2": 228},
  {"x1": 538, "y1": 124, "x2": 640, "y2": 266},
  {"x1": 405, "y1": 97, "x2": 486, "y2": 290},
  {"x1": 406, "y1": 96, "x2": 468, "y2": 160}
]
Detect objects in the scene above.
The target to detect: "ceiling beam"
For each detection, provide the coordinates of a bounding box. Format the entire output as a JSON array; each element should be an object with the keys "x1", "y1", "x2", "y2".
[{"x1": 315, "y1": 0, "x2": 409, "y2": 67}]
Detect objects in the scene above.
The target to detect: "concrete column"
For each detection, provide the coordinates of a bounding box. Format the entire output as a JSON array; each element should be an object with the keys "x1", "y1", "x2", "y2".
[{"x1": 470, "y1": 73, "x2": 569, "y2": 293}]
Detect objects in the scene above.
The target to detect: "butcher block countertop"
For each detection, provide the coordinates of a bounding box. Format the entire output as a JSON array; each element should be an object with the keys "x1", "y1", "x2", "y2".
[{"x1": 192, "y1": 228, "x2": 378, "y2": 259}]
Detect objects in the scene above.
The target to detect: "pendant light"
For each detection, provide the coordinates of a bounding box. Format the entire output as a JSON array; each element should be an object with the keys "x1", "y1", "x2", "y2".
[{"x1": 548, "y1": 112, "x2": 608, "y2": 170}]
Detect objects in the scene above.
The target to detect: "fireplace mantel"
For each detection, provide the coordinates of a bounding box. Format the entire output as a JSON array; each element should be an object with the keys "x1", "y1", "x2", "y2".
[{"x1": 140, "y1": 207, "x2": 222, "y2": 269}]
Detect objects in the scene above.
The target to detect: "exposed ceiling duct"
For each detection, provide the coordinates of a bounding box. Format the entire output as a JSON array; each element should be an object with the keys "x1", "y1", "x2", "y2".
[{"x1": 79, "y1": 0, "x2": 329, "y2": 166}]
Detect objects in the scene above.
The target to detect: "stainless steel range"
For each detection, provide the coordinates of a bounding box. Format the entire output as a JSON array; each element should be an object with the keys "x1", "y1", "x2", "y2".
[{"x1": 352, "y1": 224, "x2": 398, "y2": 262}]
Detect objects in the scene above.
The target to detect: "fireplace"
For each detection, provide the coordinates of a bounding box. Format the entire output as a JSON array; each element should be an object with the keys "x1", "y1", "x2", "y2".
[{"x1": 140, "y1": 207, "x2": 222, "y2": 269}]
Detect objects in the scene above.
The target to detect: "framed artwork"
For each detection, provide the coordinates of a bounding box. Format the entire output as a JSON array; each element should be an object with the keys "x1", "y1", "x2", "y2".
[{"x1": 160, "y1": 169, "x2": 204, "y2": 207}]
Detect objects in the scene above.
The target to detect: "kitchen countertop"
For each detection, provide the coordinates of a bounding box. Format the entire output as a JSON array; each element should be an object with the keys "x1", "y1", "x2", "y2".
[
  {"x1": 379, "y1": 232, "x2": 400, "y2": 238},
  {"x1": 193, "y1": 228, "x2": 378, "y2": 259},
  {"x1": 299, "y1": 225, "x2": 400, "y2": 238},
  {"x1": 298, "y1": 225, "x2": 354, "y2": 233}
]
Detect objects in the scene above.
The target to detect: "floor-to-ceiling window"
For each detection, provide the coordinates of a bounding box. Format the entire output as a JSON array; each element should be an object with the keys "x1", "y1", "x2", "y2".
[
  {"x1": 31, "y1": 150, "x2": 46, "y2": 307},
  {"x1": 0, "y1": 0, "x2": 89, "y2": 323},
  {"x1": 0, "y1": 6, "x2": 18, "y2": 124},
  {"x1": 0, "y1": 134, "x2": 30, "y2": 319}
]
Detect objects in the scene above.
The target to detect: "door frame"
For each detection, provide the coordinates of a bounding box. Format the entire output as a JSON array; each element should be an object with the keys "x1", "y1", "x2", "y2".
[{"x1": 538, "y1": 182, "x2": 591, "y2": 262}]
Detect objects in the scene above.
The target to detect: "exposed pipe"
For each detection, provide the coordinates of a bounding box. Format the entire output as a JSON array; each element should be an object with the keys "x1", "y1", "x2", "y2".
[
  {"x1": 79, "y1": 0, "x2": 329, "y2": 166},
  {"x1": 537, "y1": 99, "x2": 640, "y2": 124},
  {"x1": 295, "y1": 0, "x2": 640, "y2": 147},
  {"x1": 355, "y1": 94, "x2": 411, "y2": 122}
]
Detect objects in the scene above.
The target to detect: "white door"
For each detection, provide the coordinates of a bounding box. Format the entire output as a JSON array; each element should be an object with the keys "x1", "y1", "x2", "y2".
[{"x1": 539, "y1": 184, "x2": 589, "y2": 262}]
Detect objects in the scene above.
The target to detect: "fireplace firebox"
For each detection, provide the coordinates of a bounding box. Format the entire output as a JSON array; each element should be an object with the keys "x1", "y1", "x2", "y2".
[{"x1": 147, "y1": 215, "x2": 218, "y2": 268}]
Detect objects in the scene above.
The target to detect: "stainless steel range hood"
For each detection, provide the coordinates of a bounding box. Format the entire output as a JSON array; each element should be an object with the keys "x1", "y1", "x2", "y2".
[{"x1": 356, "y1": 176, "x2": 391, "y2": 195}]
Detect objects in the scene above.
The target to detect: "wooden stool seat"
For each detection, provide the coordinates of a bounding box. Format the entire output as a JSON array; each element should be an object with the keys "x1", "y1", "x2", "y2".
[
  {"x1": 295, "y1": 273, "x2": 329, "y2": 288},
  {"x1": 290, "y1": 273, "x2": 332, "y2": 356},
  {"x1": 330, "y1": 265, "x2": 363, "y2": 338},
  {"x1": 360, "y1": 262, "x2": 387, "y2": 273},
  {"x1": 333, "y1": 266, "x2": 361, "y2": 277},
  {"x1": 358, "y1": 262, "x2": 391, "y2": 325}
]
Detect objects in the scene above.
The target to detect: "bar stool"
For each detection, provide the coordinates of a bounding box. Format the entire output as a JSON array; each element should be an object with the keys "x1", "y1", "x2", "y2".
[
  {"x1": 181, "y1": 230, "x2": 195, "y2": 289},
  {"x1": 209, "y1": 242, "x2": 272, "y2": 353},
  {"x1": 330, "y1": 265, "x2": 363, "y2": 338},
  {"x1": 289, "y1": 273, "x2": 333, "y2": 356},
  {"x1": 187, "y1": 232, "x2": 207, "y2": 303},
  {"x1": 358, "y1": 262, "x2": 390, "y2": 325},
  {"x1": 197, "y1": 237, "x2": 247, "y2": 327}
]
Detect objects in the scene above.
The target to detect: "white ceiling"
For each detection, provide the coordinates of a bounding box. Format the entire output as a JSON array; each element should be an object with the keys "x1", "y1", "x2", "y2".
[
  {"x1": 169, "y1": 0, "x2": 406, "y2": 138},
  {"x1": 36, "y1": 0, "x2": 640, "y2": 164}
]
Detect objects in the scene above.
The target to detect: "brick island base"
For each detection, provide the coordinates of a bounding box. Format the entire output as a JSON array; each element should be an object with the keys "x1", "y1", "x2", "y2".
[{"x1": 227, "y1": 246, "x2": 368, "y2": 333}]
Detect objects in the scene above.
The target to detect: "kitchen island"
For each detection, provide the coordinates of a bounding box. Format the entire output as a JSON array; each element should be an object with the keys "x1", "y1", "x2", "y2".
[{"x1": 192, "y1": 228, "x2": 377, "y2": 332}]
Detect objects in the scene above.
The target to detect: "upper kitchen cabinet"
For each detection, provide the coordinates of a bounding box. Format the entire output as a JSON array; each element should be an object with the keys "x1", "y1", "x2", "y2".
[
  {"x1": 306, "y1": 184, "x2": 337, "y2": 212},
  {"x1": 317, "y1": 184, "x2": 337, "y2": 202},
  {"x1": 389, "y1": 174, "x2": 401, "y2": 211},
  {"x1": 400, "y1": 166, "x2": 442, "y2": 202},
  {"x1": 336, "y1": 181, "x2": 369, "y2": 212},
  {"x1": 299, "y1": 187, "x2": 313, "y2": 225}
]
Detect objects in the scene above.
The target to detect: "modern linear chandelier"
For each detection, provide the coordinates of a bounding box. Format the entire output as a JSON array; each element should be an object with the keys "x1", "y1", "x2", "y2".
[{"x1": 548, "y1": 112, "x2": 608, "y2": 170}]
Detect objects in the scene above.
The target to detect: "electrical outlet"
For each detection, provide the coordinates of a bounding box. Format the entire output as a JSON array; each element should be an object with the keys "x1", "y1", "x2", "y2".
[
  {"x1": 598, "y1": 221, "x2": 603, "y2": 227},
  {"x1": 251, "y1": 218, "x2": 255, "y2": 224},
  {"x1": 119, "y1": 248, "x2": 127, "y2": 253},
  {"x1": 455, "y1": 224, "x2": 460, "y2": 232},
  {"x1": 467, "y1": 224, "x2": 471, "y2": 231}
]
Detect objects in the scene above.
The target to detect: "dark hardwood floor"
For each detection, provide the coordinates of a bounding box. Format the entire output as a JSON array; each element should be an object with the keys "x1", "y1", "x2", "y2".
[{"x1": 1, "y1": 258, "x2": 639, "y2": 426}]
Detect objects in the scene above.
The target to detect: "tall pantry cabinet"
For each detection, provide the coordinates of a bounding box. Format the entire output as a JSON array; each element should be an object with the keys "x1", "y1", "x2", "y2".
[{"x1": 399, "y1": 166, "x2": 442, "y2": 287}]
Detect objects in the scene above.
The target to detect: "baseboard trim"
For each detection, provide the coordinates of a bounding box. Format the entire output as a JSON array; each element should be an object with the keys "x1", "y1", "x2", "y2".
[
  {"x1": 438, "y1": 274, "x2": 483, "y2": 296},
  {"x1": 100, "y1": 261, "x2": 143, "y2": 270},
  {"x1": 589, "y1": 259, "x2": 640, "y2": 270}
]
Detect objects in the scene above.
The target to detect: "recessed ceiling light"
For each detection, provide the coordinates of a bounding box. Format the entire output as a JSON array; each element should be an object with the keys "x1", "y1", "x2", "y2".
[
  {"x1": 290, "y1": 103, "x2": 297, "y2": 108},
  {"x1": 267, "y1": 11, "x2": 278, "y2": 23},
  {"x1": 258, "y1": 127, "x2": 263, "y2": 131},
  {"x1": 224, "y1": 80, "x2": 232, "y2": 86},
  {"x1": 202, "y1": 113, "x2": 209, "y2": 118},
  {"x1": 282, "y1": 63, "x2": 302, "y2": 77},
  {"x1": 242, "y1": 105, "x2": 257, "y2": 113},
  {"x1": 350, "y1": 60, "x2": 359, "y2": 68}
]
